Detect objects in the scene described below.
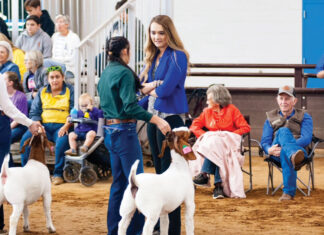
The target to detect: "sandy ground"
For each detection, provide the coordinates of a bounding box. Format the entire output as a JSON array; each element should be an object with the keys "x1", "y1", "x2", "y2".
[{"x1": 3, "y1": 155, "x2": 324, "y2": 235}]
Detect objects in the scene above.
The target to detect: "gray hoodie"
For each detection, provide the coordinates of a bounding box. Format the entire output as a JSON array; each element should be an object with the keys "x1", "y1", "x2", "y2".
[{"x1": 15, "y1": 28, "x2": 52, "y2": 58}]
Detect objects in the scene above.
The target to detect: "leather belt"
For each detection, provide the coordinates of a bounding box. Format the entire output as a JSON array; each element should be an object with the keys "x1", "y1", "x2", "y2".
[{"x1": 105, "y1": 118, "x2": 136, "y2": 125}]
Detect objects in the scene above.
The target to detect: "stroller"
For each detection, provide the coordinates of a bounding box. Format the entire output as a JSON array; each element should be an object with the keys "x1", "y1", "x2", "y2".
[{"x1": 63, "y1": 117, "x2": 111, "y2": 186}]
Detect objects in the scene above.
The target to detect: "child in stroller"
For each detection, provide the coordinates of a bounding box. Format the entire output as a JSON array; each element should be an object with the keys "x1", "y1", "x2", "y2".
[
  {"x1": 65, "y1": 93, "x2": 103, "y2": 156},
  {"x1": 63, "y1": 93, "x2": 110, "y2": 186}
]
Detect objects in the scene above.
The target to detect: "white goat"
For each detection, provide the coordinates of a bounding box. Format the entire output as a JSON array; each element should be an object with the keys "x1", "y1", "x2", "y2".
[
  {"x1": 0, "y1": 133, "x2": 56, "y2": 235},
  {"x1": 118, "y1": 127, "x2": 196, "y2": 235}
]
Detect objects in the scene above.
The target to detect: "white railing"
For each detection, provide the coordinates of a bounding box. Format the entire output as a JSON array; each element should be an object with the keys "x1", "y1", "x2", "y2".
[{"x1": 74, "y1": 0, "x2": 168, "y2": 106}]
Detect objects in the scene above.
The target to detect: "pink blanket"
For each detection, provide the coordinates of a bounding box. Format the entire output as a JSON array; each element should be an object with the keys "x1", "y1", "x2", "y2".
[{"x1": 189, "y1": 131, "x2": 246, "y2": 198}]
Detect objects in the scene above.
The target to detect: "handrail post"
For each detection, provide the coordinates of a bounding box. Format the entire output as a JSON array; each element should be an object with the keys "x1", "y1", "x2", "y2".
[
  {"x1": 294, "y1": 67, "x2": 303, "y2": 88},
  {"x1": 74, "y1": 47, "x2": 81, "y2": 109},
  {"x1": 11, "y1": 0, "x2": 19, "y2": 42},
  {"x1": 128, "y1": 2, "x2": 136, "y2": 69}
]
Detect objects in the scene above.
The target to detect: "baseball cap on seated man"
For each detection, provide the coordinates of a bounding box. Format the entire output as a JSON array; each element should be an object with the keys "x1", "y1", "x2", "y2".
[{"x1": 278, "y1": 85, "x2": 296, "y2": 97}]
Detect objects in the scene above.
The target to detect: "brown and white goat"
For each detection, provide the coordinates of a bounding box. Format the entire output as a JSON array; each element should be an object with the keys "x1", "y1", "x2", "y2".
[
  {"x1": 0, "y1": 133, "x2": 56, "y2": 235},
  {"x1": 118, "y1": 127, "x2": 196, "y2": 235}
]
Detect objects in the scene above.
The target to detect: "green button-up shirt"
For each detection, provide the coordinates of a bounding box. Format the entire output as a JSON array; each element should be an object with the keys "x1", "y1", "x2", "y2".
[{"x1": 98, "y1": 61, "x2": 152, "y2": 122}]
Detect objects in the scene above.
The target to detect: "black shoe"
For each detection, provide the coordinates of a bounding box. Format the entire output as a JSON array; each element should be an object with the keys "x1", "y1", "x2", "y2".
[
  {"x1": 193, "y1": 173, "x2": 210, "y2": 187},
  {"x1": 213, "y1": 185, "x2": 224, "y2": 199}
]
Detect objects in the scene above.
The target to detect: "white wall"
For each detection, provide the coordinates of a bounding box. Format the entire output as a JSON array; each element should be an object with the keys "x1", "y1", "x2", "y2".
[{"x1": 173, "y1": 0, "x2": 303, "y2": 87}]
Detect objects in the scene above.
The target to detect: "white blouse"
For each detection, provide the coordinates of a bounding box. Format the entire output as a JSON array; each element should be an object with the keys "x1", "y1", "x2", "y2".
[{"x1": 0, "y1": 76, "x2": 32, "y2": 127}]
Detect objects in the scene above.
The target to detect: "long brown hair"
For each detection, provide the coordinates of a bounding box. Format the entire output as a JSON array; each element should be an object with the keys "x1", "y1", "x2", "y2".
[
  {"x1": 5, "y1": 71, "x2": 24, "y2": 92},
  {"x1": 141, "y1": 15, "x2": 190, "y2": 81}
]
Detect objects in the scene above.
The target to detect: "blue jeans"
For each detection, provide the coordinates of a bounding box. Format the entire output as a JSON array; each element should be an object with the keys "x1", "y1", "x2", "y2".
[
  {"x1": 201, "y1": 158, "x2": 222, "y2": 184},
  {"x1": 271, "y1": 127, "x2": 307, "y2": 197},
  {"x1": 104, "y1": 123, "x2": 144, "y2": 235},
  {"x1": 20, "y1": 123, "x2": 70, "y2": 177},
  {"x1": 147, "y1": 115, "x2": 183, "y2": 235},
  {"x1": 10, "y1": 124, "x2": 28, "y2": 144},
  {"x1": 0, "y1": 114, "x2": 11, "y2": 229}
]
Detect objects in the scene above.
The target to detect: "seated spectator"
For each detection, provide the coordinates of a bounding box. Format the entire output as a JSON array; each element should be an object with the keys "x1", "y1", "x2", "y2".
[
  {"x1": 4, "y1": 72, "x2": 28, "y2": 144},
  {"x1": 189, "y1": 85, "x2": 250, "y2": 199},
  {"x1": 316, "y1": 54, "x2": 324, "y2": 78},
  {"x1": 0, "y1": 33, "x2": 26, "y2": 80},
  {"x1": 0, "y1": 41, "x2": 21, "y2": 81},
  {"x1": 261, "y1": 85, "x2": 313, "y2": 201},
  {"x1": 51, "y1": 14, "x2": 80, "y2": 80},
  {"x1": 0, "y1": 16, "x2": 11, "y2": 40},
  {"x1": 65, "y1": 93, "x2": 103, "y2": 156},
  {"x1": 24, "y1": 0, "x2": 55, "y2": 37},
  {"x1": 23, "y1": 50, "x2": 48, "y2": 105},
  {"x1": 15, "y1": 15, "x2": 52, "y2": 58},
  {"x1": 20, "y1": 66, "x2": 74, "y2": 185}
]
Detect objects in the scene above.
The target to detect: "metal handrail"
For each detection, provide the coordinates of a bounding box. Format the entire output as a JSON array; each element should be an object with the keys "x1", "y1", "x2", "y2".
[{"x1": 188, "y1": 63, "x2": 318, "y2": 88}]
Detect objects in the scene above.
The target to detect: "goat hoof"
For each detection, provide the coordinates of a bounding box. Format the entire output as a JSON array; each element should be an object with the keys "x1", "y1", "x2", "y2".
[
  {"x1": 23, "y1": 225, "x2": 30, "y2": 232},
  {"x1": 48, "y1": 226, "x2": 56, "y2": 233}
]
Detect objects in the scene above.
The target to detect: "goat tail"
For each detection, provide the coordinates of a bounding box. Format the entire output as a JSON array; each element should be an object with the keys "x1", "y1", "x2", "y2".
[
  {"x1": 1, "y1": 154, "x2": 10, "y2": 185},
  {"x1": 129, "y1": 160, "x2": 139, "y2": 199}
]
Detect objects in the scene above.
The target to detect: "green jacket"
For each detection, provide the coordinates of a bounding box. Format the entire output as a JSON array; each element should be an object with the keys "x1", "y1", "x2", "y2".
[{"x1": 98, "y1": 61, "x2": 152, "y2": 122}]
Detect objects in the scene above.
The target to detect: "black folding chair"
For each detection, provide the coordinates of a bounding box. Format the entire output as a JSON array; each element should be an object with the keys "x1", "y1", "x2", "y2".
[
  {"x1": 254, "y1": 136, "x2": 324, "y2": 196},
  {"x1": 241, "y1": 115, "x2": 252, "y2": 193}
]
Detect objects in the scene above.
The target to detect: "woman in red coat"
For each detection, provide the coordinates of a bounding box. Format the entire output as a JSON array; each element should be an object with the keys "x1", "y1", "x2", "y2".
[{"x1": 190, "y1": 85, "x2": 250, "y2": 199}]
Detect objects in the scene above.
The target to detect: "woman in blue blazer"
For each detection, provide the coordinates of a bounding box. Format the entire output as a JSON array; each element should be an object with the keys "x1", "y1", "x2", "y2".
[{"x1": 140, "y1": 15, "x2": 190, "y2": 235}]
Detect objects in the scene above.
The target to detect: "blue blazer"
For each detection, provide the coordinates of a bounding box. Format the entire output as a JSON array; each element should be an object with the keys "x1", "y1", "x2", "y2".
[{"x1": 148, "y1": 47, "x2": 188, "y2": 114}]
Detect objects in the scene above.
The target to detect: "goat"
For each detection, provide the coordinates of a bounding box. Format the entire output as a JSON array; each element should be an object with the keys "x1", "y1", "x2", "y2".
[
  {"x1": 118, "y1": 127, "x2": 196, "y2": 235},
  {"x1": 0, "y1": 132, "x2": 56, "y2": 235}
]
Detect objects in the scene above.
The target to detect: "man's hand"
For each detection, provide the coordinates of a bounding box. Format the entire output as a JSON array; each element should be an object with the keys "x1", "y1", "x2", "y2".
[{"x1": 268, "y1": 144, "x2": 281, "y2": 157}]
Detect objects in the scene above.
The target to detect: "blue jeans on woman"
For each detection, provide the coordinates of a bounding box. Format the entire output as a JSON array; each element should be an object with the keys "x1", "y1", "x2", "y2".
[
  {"x1": 20, "y1": 123, "x2": 70, "y2": 177},
  {"x1": 269, "y1": 127, "x2": 307, "y2": 197},
  {"x1": 147, "y1": 115, "x2": 184, "y2": 235},
  {"x1": 104, "y1": 122, "x2": 144, "y2": 235},
  {"x1": 0, "y1": 114, "x2": 11, "y2": 230},
  {"x1": 201, "y1": 158, "x2": 222, "y2": 185},
  {"x1": 10, "y1": 124, "x2": 28, "y2": 144}
]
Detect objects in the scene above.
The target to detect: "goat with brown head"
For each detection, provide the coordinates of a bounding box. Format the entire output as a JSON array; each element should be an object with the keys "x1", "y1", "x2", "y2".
[
  {"x1": 20, "y1": 132, "x2": 54, "y2": 165},
  {"x1": 158, "y1": 127, "x2": 196, "y2": 161}
]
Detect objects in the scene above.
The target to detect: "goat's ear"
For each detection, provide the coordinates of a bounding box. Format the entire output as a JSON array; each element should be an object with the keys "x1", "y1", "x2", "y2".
[
  {"x1": 178, "y1": 139, "x2": 197, "y2": 161},
  {"x1": 158, "y1": 140, "x2": 167, "y2": 158},
  {"x1": 20, "y1": 138, "x2": 31, "y2": 153}
]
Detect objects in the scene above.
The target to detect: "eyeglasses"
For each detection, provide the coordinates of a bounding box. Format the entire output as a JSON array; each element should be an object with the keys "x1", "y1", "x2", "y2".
[{"x1": 47, "y1": 66, "x2": 62, "y2": 73}]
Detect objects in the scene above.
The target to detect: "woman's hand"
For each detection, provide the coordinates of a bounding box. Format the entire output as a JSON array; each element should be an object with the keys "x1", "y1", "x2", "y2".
[
  {"x1": 58, "y1": 125, "x2": 69, "y2": 137},
  {"x1": 141, "y1": 82, "x2": 156, "y2": 95},
  {"x1": 150, "y1": 115, "x2": 171, "y2": 135},
  {"x1": 29, "y1": 121, "x2": 43, "y2": 135}
]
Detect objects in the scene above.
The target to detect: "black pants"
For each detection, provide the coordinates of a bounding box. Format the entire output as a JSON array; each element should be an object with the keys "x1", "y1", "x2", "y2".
[
  {"x1": 147, "y1": 115, "x2": 184, "y2": 235},
  {"x1": 0, "y1": 114, "x2": 11, "y2": 230}
]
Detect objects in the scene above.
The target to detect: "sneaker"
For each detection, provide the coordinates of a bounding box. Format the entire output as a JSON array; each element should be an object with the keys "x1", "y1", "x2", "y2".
[
  {"x1": 291, "y1": 150, "x2": 304, "y2": 171},
  {"x1": 52, "y1": 177, "x2": 64, "y2": 185},
  {"x1": 213, "y1": 185, "x2": 225, "y2": 199},
  {"x1": 0, "y1": 229, "x2": 7, "y2": 234},
  {"x1": 279, "y1": 193, "x2": 293, "y2": 202},
  {"x1": 65, "y1": 149, "x2": 77, "y2": 156},
  {"x1": 193, "y1": 173, "x2": 210, "y2": 187},
  {"x1": 80, "y1": 145, "x2": 89, "y2": 154}
]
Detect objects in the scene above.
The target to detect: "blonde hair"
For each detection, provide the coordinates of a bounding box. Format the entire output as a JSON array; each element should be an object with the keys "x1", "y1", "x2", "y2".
[
  {"x1": 25, "y1": 50, "x2": 43, "y2": 68},
  {"x1": 207, "y1": 85, "x2": 232, "y2": 107},
  {"x1": 141, "y1": 15, "x2": 190, "y2": 81},
  {"x1": 79, "y1": 93, "x2": 93, "y2": 105},
  {"x1": 0, "y1": 33, "x2": 16, "y2": 50}
]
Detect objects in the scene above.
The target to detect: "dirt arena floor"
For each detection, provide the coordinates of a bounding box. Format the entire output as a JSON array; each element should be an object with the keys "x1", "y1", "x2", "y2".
[{"x1": 3, "y1": 154, "x2": 324, "y2": 235}]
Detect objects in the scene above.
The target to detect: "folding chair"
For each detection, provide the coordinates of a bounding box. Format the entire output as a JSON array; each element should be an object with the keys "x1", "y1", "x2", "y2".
[
  {"x1": 241, "y1": 115, "x2": 252, "y2": 193},
  {"x1": 254, "y1": 136, "x2": 324, "y2": 196}
]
